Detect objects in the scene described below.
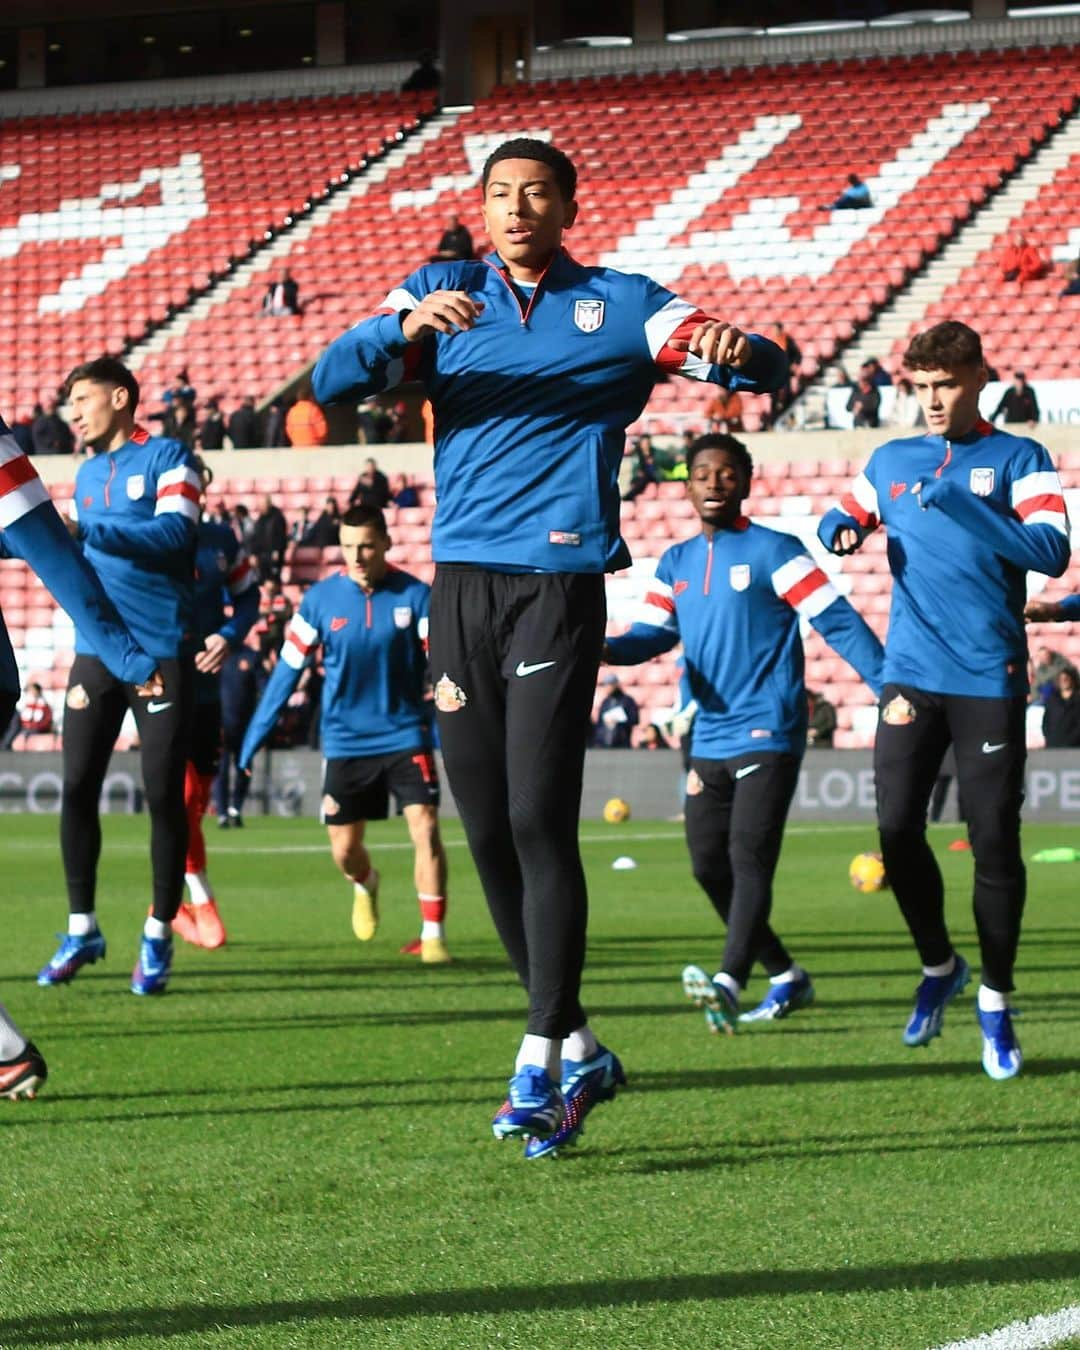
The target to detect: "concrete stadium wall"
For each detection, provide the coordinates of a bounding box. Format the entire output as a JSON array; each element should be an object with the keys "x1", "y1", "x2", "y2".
[{"x1": 5, "y1": 749, "x2": 1080, "y2": 824}]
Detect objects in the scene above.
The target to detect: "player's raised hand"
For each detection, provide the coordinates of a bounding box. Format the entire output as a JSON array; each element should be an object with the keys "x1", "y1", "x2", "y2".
[
  {"x1": 402, "y1": 291, "x2": 484, "y2": 341},
  {"x1": 195, "y1": 633, "x2": 230, "y2": 675},
  {"x1": 133, "y1": 668, "x2": 165, "y2": 698},
  {"x1": 1024, "y1": 599, "x2": 1065, "y2": 623},
  {"x1": 668, "y1": 321, "x2": 751, "y2": 368}
]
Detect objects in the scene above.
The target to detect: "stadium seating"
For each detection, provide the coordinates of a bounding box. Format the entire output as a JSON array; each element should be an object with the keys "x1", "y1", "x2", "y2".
[{"x1": 0, "y1": 90, "x2": 436, "y2": 416}]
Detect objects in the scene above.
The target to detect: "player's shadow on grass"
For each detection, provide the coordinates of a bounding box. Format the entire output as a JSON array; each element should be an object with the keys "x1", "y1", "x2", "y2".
[
  {"x1": 630, "y1": 1056, "x2": 1080, "y2": 1093},
  {"x1": 2, "y1": 1251, "x2": 1077, "y2": 1345}
]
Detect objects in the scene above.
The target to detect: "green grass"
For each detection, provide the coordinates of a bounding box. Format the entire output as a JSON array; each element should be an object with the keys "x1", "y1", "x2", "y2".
[{"x1": 2, "y1": 814, "x2": 1078, "y2": 1349}]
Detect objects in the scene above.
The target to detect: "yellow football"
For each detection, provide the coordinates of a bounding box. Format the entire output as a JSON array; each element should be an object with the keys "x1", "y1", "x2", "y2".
[
  {"x1": 849, "y1": 851, "x2": 888, "y2": 893},
  {"x1": 603, "y1": 797, "x2": 631, "y2": 824}
]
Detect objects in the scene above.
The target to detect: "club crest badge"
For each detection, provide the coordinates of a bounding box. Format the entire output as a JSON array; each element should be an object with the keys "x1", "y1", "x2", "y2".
[
  {"x1": 686, "y1": 769, "x2": 704, "y2": 796},
  {"x1": 882, "y1": 694, "x2": 917, "y2": 726},
  {"x1": 66, "y1": 684, "x2": 89, "y2": 710},
  {"x1": 729, "y1": 564, "x2": 751, "y2": 592},
  {"x1": 434, "y1": 673, "x2": 468, "y2": 713},
  {"x1": 969, "y1": 467, "x2": 995, "y2": 497},
  {"x1": 126, "y1": 474, "x2": 146, "y2": 500},
  {"x1": 393, "y1": 606, "x2": 413, "y2": 629},
  {"x1": 573, "y1": 299, "x2": 605, "y2": 333}
]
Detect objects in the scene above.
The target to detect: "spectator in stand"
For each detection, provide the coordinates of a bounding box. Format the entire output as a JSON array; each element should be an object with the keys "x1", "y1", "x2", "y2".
[
  {"x1": 704, "y1": 386, "x2": 743, "y2": 432},
  {"x1": 826, "y1": 363, "x2": 852, "y2": 389},
  {"x1": 769, "y1": 322, "x2": 802, "y2": 423},
  {"x1": 285, "y1": 387, "x2": 328, "y2": 447},
  {"x1": 999, "y1": 233, "x2": 1046, "y2": 286},
  {"x1": 847, "y1": 373, "x2": 881, "y2": 428},
  {"x1": 259, "y1": 577, "x2": 294, "y2": 626},
  {"x1": 252, "y1": 494, "x2": 288, "y2": 582},
  {"x1": 1042, "y1": 667, "x2": 1080, "y2": 747},
  {"x1": 307, "y1": 497, "x2": 342, "y2": 549},
  {"x1": 263, "y1": 396, "x2": 288, "y2": 448},
  {"x1": 233, "y1": 502, "x2": 255, "y2": 551},
  {"x1": 1031, "y1": 644, "x2": 1071, "y2": 704},
  {"x1": 861, "y1": 357, "x2": 893, "y2": 388},
  {"x1": 2, "y1": 682, "x2": 53, "y2": 749},
  {"x1": 638, "y1": 723, "x2": 671, "y2": 750},
  {"x1": 1060, "y1": 250, "x2": 1080, "y2": 297},
  {"x1": 391, "y1": 473, "x2": 419, "y2": 508},
  {"x1": 8, "y1": 412, "x2": 34, "y2": 455},
  {"x1": 431, "y1": 214, "x2": 474, "y2": 263},
  {"x1": 228, "y1": 396, "x2": 260, "y2": 450},
  {"x1": 824, "y1": 172, "x2": 872, "y2": 210},
  {"x1": 349, "y1": 457, "x2": 391, "y2": 509},
  {"x1": 594, "y1": 673, "x2": 639, "y2": 748},
  {"x1": 622, "y1": 436, "x2": 660, "y2": 500},
  {"x1": 31, "y1": 399, "x2": 74, "y2": 456},
  {"x1": 806, "y1": 689, "x2": 836, "y2": 748},
  {"x1": 261, "y1": 268, "x2": 301, "y2": 317},
  {"x1": 290, "y1": 507, "x2": 313, "y2": 546},
  {"x1": 890, "y1": 376, "x2": 924, "y2": 429},
  {"x1": 992, "y1": 372, "x2": 1039, "y2": 427},
  {"x1": 401, "y1": 51, "x2": 440, "y2": 92},
  {"x1": 198, "y1": 399, "x2": 226, "y2": 451},
  {"x1": 163, "y1": 398, "x2": 196, "y2": 449},
  {"x1": 162, "y1": 370, "x2": 196, "y2": 410}
]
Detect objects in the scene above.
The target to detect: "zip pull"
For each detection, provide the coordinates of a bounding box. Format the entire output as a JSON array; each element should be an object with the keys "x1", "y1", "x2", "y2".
[
  {"x1": 703, "y1": 537, "x2": 713, "y2": 596},
  {"x1": 935, "y1": 441, "x2": 952, "y2": 479}
]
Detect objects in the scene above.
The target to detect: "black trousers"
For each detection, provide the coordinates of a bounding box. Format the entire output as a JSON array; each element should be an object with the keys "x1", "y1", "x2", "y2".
[
  {"x1": 61, "y1": 654, "x2": 194, "y2": 923},
  {"x1": 213, "y1": 726, "x2": 252, "y2": 818},
  {"x1": 875, "y1": 683, "x2": 1026, "y2": 992},
  {"x1": 684, "y1": 752, "x2": 800, "y2": 988},
  {"x1": 429, "y1": 566, "x2": 606, "y2": 1039}
]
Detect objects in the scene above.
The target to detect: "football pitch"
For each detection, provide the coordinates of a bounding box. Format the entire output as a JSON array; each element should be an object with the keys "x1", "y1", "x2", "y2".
[{"x1": 2, "y1": 814, "x2": 1078, "y2": 1350}]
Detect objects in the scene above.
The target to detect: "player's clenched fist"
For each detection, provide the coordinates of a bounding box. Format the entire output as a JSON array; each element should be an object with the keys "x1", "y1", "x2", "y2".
[
  {"x1": 668, "y1": 321, "x2": 751, "y2": 368},
  {"x1": 402, "y1": 291, "x2": 485, "y2": 341}
]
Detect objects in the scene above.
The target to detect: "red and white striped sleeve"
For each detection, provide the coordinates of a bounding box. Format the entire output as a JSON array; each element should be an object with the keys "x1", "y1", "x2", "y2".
[
  {"x1": 1011, "y1": 468, "x2": 1069, "y2": 536},
  {"x1": 839, "y1": 471, "x2": 880, "y2": 532},
  {"x1": 629, "y1": 575, "x2": 680, "y2": 634},
  {"x1": 226, "y1": 553, "x2": 257, "y2": 598},
  {"x1": 771, "y1": 552, "x2": 840, "y2": 619},
  {"x1": 281, "y1": 611, "x2": 319, "y2": 670},
  {"x1": 0, "y1": 433, "x2": 51, "y2": 529},
  {"x1": 155, "y1": 464, "x2": 202, "y2": 522},
  {"x1": 644, "y1": 296, "x2": 714, "y2": 381}
]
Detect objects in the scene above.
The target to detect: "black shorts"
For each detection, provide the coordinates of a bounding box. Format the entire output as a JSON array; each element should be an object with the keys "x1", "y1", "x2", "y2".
[
  {"x1": 321, "y1": 748, "x2": 440, "y2": 825},
  {"x1": 189, "y1": 700, "x2": 223, "y2": 777}
]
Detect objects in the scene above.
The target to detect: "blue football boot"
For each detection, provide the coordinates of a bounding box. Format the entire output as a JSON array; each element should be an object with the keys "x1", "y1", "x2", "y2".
[
  {"x1": 524, "y1": 1045, "x2": 626, "y2": 1160},
  {"x1": 491, "y1": 1067, "x2": 564, "y2": 1140},
  {"x1": 131, "y1": 935, "x2": 173, "y2": 996},
  {"x1": 903, "y1": 954, "x2": 971, "y2": 1046},
  {"x1": 739, "y1": 971, "x2": 816, "y2": 1023},
  {"x1": 682, "y1": 964, "x2": 738, "y2": 1034},
  {"x1": 978, "y1": 1006, "x2": 1022, "y2": 1080},
  {"x1": 36, "y1": 931, "x2": 107, "y2": 986}
]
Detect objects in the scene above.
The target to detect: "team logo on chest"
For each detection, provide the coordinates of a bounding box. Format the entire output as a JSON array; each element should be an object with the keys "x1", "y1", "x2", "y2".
[
  {"x1": 969, "y1": 467, "x2": 995, "y2": 497},
  {"x1": 393, "y1": 606, "x2": 413, "y2": 629},
  {"x1": 729, "y1": 564, "x2": 751, "y2": 592},
  {"x1": 126, "y1": 474, "x2": 146, "y2": 500},
  {"x1": 573, "y1": 299, "x2": 605, "y2": 333},
  {"x1": 330, "y1": 616, "x2": 348, "y2": 633}
]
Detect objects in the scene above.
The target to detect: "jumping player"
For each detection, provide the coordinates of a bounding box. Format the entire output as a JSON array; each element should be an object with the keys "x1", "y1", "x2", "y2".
[
  {"x1": 605, "y1": 434, "x2": 883, "y2": 1039},
  {"x1": 173, "y1": 459, "x2": 259, "y2": 949},
  {"x1": 312, "y1": 138, "x2": 787, "y2": 1155},
  {"x1": 0, "y1": 410, "x2": 163, "y2": 1093},
  {"x1": 36, "y1": 358, "x2": 201, "y2": 997},
  {"x1": 819, "y1": 321, "x2": 1070, "y2": 1079},
  {"x1": 239, "y1": 506, "x2": 450, "y2": 961}
]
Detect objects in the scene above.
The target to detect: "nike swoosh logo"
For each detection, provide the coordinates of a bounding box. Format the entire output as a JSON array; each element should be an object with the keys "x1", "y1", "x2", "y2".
[
  {"x1": 735, "y1": 764, "x2": 761, "y2": 779},
  {"x1": 982, "y1": 741, "x2": 1007, "y2": 754},
  {"x1": 147, "y1": 701, "x2": 174, "y2": 714},
  {"x1": 515, "y1": 660, "x2": 556, "y2": 678}
]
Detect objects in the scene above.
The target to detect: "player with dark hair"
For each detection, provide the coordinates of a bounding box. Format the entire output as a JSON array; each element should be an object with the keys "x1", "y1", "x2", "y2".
[
  {"x1": 819, "y1": 321, "x2": 1070, "y2": 1079},
  {"x1": 604, "y1": 435, "x2": 882, "y2": 1051},
  {"x1": 172, "y1": 458, "x2": 259, "y2": 949},
  {"x1": 312, "y1": 137, "x2": 787, "y2": 1153},
  {"x1": 36, "y1": 357, "x2": 201, "y2": 997},
  {"x1": 239, "y1": 506, "x2": 450, "y2": 961},
  {"x1": 0, "y1": 410, "x2": 163, "y2": 1094}
]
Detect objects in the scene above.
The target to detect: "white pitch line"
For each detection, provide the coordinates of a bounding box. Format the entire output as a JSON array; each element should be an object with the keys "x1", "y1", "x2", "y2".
[{"x1": 930, "y1": 1305, "x2": 1080, "y2": 1350}]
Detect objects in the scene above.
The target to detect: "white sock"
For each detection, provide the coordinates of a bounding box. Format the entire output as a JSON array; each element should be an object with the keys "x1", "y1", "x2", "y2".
[
  {"x1": 977, "y1": 984, "x2": 1009, "y2": 1012},
  {"x1": 769, "y1": 964, "x2": 804, "y2": 986},
  {"x1": 923, "y1": 956, "x2": 956, "y2": 978},
  {"x1": 185, "y1": 871, "x2": 214, "y2": 906},
  {"x1": 714, "y1": 971, "x2": 741, "y2": 999},
  {"x1": 143, "y1": 916, "x2": 171, "y2": 941},
  {"x1": 68, "y1": 912, "x2": 97, "y2": 937},
  {"x1": 420, "y1": 920, "x2": 444, "y2": 939},
  {"x1": 0, "y1": 1001, "x2": 27, "y2": 1060},
  {"x1": 562, "y1": 1025, "x2": 599, "y2": 1063},
  {"x1": 516, "y1": 1033, "x2": 561, "y2": 1080}
]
